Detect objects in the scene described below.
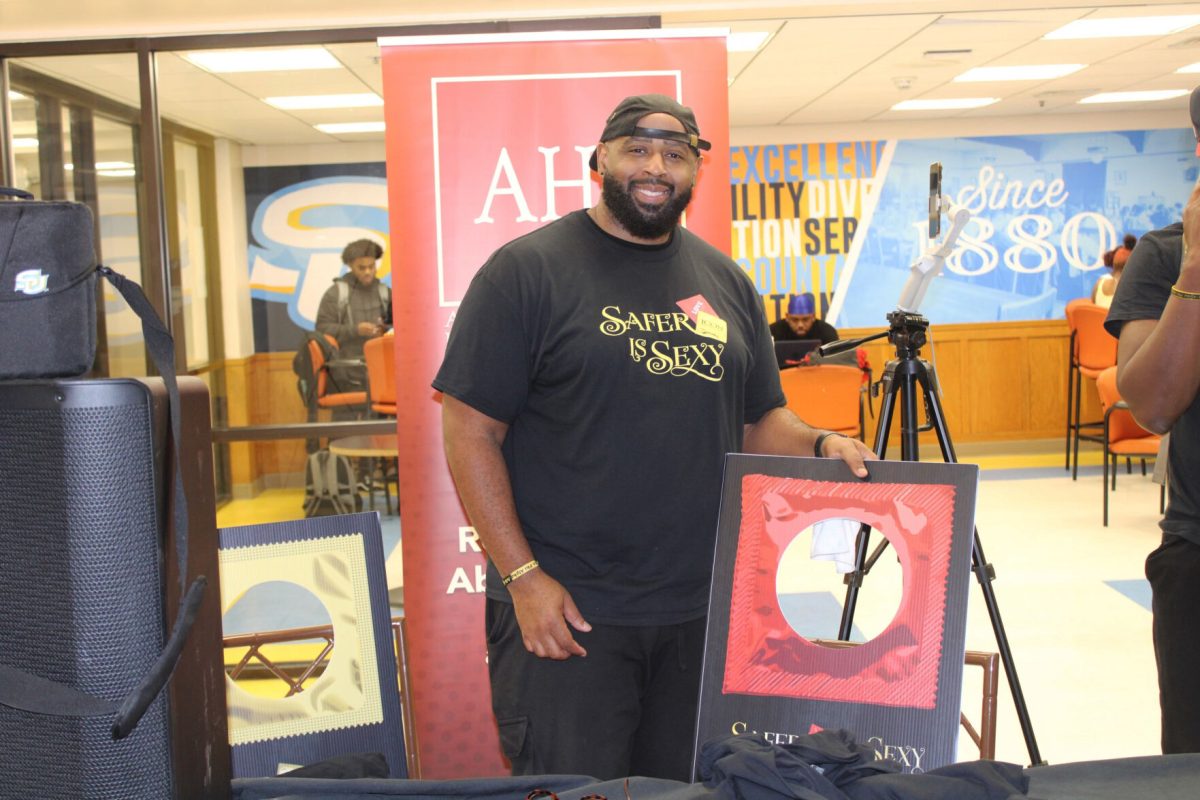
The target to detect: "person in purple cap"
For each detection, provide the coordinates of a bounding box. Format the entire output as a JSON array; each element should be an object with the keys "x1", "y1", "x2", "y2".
[
  {"x1": 769, "y1": 292, "x2": 840, "y2": 345},
  {"x1": 434, "y1": 93, "x2": 876, "y2": 781}
]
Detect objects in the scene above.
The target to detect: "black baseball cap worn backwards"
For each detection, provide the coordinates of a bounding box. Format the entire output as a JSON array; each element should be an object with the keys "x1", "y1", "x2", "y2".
[{"x1": 588, "y1": 93, "x2": 712, "y2": 171}]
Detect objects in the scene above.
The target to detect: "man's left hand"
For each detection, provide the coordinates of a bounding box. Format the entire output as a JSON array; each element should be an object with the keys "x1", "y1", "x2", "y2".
[{"x1": 823, "y1": 434, "x2": 876, "y2": 479}]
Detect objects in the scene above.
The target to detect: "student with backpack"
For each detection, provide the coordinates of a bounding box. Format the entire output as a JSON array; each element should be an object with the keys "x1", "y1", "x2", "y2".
[{"x1": 315, "y1": 238, "x2": 391, "y2": 393}]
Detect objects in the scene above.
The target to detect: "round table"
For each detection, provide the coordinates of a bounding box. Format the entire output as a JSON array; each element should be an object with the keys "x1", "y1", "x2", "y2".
[
  {"x1": 329, "y1": 434, "x2": 398, "y2": 515},
  {"x1": 328, "y1": 433, "x2": 397, "y2": 458}
]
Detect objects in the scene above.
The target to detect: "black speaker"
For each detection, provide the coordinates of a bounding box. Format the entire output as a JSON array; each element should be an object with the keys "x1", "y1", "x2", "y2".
[{"x1": 0, "y1": 377, "x2": 230, "y2": 799}]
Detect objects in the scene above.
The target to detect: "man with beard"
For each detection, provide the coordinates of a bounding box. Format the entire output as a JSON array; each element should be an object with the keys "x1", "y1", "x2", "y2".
[{"x1": 434, "y1": 94, "x2": 875, "y2": 781}]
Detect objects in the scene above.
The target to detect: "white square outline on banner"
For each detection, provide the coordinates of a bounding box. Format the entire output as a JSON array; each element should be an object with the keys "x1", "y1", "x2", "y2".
[{"x1": 430, "y1": 70, "x2": 684, "y2": 308}]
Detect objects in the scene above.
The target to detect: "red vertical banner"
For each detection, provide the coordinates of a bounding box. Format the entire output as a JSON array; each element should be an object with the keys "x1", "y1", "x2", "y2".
[{"x1": 379, "y1": 29, "x2": 729, "y2": 778}]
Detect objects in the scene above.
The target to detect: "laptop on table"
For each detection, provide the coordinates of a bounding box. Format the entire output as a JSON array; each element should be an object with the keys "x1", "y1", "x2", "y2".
[{"x1": 774, "y1": 339, "x2": 823, "y2": 369}]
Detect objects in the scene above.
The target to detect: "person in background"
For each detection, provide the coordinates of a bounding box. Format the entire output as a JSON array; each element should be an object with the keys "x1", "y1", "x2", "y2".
[
  {"x1": 315, "y1": 238, "x2": 391, "y2": 392},
  {"x1": 1115, "y1": 232, "x2": 1138, "y2": 264},
  {"x1": 434, "y1": 93, "x2": 876, "y2": 782},
  {"x1": 1094, "y1": 234, "x2": 1137, "y2": 308},
  {"x1": 769, "y1": 292, "x2": 839, "y2": 345},
  {"x1": 1093, "y1": 246, "x2": 1130, "y2": 309},
  {"x1": 1105, "y1": 182, "x2": 1200, "y2": 754}
]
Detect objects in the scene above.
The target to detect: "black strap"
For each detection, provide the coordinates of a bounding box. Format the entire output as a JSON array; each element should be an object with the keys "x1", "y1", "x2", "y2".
[
  {"x1": 111, "y1": 576, "x2": 207, "y2": 739},
  {"x1": 98, "y1": 265, "x2": 188, "y2": 593},
  {"x1": 0, "y1": 577, "x2": 206, "y2": 739},
  {"x1": 0, "y1": 187, "x2": 34, "y2": 200},
  {"x1": 0, "y1": 262, "x2": 206, "y2": 740}
]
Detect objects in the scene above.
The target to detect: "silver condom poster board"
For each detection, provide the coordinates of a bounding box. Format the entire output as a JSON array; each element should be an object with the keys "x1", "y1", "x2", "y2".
[{"x1": 218, "y1": 512, "x2": 408, "y2": 778}]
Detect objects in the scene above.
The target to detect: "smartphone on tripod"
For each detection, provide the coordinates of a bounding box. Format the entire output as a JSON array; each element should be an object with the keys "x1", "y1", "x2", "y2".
[{"x1": 928, "y1": 161, "x2": 942, "y2": 238}]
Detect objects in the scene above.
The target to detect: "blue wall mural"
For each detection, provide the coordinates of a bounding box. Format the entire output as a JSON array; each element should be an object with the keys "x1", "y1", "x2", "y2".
[{"x1": 242, "y1": 128, "x2": 1197, "y2": 351}]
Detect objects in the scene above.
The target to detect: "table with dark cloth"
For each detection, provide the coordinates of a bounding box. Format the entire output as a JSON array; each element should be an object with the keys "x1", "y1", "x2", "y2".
[{"x1": 230, "y1": 732, "x2": 1200, "y2": 800}]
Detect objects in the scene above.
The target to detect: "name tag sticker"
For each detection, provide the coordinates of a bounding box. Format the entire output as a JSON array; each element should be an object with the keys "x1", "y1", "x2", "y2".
[{"x1": 695, "y1": 311, "x2": 728, "y2": 343}]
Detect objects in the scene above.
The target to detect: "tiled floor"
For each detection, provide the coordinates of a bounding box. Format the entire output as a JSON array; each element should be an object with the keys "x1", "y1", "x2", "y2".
[
  {"x1": 953, "y1": 442, "x2": 1164, "y2": 767},
  {"x1": 215, "y1": 437, "x2": 1168, "y2": 769}
]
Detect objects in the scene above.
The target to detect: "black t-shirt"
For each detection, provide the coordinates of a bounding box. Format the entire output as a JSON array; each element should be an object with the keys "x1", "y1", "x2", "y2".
[
  {"x1": 433, "y1": 209, "x2": 785, "y2": 625},
  {"x1": 770, "y1": 317, "x2": 840, "y2": 345},
  {"x1": 1105, "y1": 222, "x2": 1200, "y2": 544}
]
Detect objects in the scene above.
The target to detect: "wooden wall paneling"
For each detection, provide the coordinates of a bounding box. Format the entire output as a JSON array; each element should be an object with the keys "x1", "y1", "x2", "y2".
[
  {"x1": 838, "y1": 318, "x2": 1082, "y2": 449},
  {"x1": 1025, "y1": 326, "x2": 1071, "y2": 438},
  {"x1": 964, "y1": 335, "x2": 1028, "y2": 438},
  {"x1": 222, "y1": 357, "x2": 255, "y2": 492},
  {"x1": 257, "y1": 352, "x2": 308, "y2": 483},
  {"x1": 923, "y1": 332, "x2": 964, "y2": 443}
]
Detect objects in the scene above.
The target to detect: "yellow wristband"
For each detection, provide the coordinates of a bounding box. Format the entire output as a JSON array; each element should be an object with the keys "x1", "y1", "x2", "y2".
[
  {"x1": 1171, "y1": 284, "x2": 1200, "y2": 300},
  {"x1": 501, "y1": 560, "x2": 539, "y2": 586}
]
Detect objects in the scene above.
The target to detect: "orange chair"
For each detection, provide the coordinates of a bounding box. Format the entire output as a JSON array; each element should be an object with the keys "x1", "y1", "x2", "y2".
[
  {"x1": 308, "y1": 333, "x2": 368, "y2": 413},
  {"x1": 1066, "y1": 301, "x2": 1117, "y2": 479},
  {"x1": 364, "y1": 334, "x2": 397, "y2": 416},
  {"x1": 1096, "y1": 366, "x2": 1163, "y2": 526},
  {"x1": 779, "y1": 364, "x2": 864, "y2": 440}
]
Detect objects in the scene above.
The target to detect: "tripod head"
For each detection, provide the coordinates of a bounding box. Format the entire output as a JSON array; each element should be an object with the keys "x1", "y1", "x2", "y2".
[{"x1": 885, "y1": 310, "x2": 928, "y2": 358}]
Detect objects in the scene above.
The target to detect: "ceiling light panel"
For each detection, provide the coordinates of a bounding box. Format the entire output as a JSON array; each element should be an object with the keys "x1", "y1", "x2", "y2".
[
  {"x1": 265, "y1": 94, "x2": 382, "y2": 110},
  {"x1": 315, "y1": 122, "x2": 385, "y2": 134},
  {"x1": 892, "y1": 97, "x2": 1000, "y2": 110},
  {"x1": 1079, "y1": 89, "x2": 1189, "y2": 104},
  {"x1": 727, "y1": 31, "x2": 771, "y2": 53},
  {"x1": 955, "y1": 64, "x2": 1085, "y2": 81},
  {"x1": 183, "y1": 48, "x2": 339, "y2": 73},
  {"x1": 1044, "y1": 15, "x2": 1200, "y2": 40}
]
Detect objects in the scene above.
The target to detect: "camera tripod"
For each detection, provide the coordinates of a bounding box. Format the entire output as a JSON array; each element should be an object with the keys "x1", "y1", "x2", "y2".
[{"x1": 822, "y1": 309, "x2": 1045, "y2": 767}]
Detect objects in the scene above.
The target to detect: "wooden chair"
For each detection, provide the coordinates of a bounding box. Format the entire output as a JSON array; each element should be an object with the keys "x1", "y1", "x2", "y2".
[
  {"x1": 1065, "y1": 301, "x2": 1116, "y2": 479},
  {"x1": 1096, "y1": 366, "x2": 1163, "y2": 526},
  {"x1": 780, "y1": 364, "x2": 865, "y2": 440},
  {"x1": 815, "y1": 639, "x2": 999, "y2": 759},
  {"x1": 363, "y1": 333, "x2": 397, "y2": 416}
]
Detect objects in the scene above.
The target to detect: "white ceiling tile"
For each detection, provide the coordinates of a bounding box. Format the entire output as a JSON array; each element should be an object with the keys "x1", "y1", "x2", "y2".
[{"x1": 4, "y1": 2, "x2": 1199, "y2": 144}]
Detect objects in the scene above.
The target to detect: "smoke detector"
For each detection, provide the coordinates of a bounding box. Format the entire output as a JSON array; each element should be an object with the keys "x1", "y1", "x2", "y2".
[{"x1": 893, "y1": 76, "x2": 916, "y2": 90}]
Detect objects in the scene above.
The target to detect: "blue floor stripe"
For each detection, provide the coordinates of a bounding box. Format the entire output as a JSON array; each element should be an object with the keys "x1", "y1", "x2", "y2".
[{"x1": 1106, "y1": 579, "x2": 1152, "y2": 612}]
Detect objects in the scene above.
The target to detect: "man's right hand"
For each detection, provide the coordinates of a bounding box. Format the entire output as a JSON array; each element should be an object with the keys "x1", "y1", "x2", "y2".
[{"x1": 507, "y1": 570, "x2": 591, "y2": 660}]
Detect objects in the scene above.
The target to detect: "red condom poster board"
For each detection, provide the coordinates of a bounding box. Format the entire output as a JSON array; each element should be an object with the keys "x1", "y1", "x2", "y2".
[
  {"x1": 379, "y1": 29, "x2": 730, "y2": 778},
  {"x1": 693, "y1": 455, "x2": 977, "y2": 776}
]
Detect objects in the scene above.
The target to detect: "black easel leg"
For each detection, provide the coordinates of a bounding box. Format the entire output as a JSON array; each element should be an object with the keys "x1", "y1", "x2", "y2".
[
  {"x1": 838, "y1": 311, "x2": 1043, "y2": 767},
  {"x1": 837, "y1": 366, "x2": 899, "y2": 640},
  {"x1": 919, "y1": 364, "x2": 1045, "y2": 766}
]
